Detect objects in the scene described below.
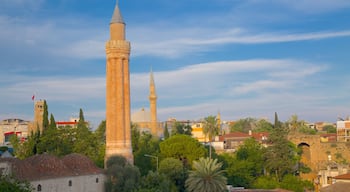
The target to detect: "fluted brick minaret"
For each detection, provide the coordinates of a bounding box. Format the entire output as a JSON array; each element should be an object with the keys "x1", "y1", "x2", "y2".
[
  {"x1": 105, "y1": 2, "x2": 133, "y2": 165},
  {"x1": 149, "y1": 70, "x2": 158, "y2": 136}
]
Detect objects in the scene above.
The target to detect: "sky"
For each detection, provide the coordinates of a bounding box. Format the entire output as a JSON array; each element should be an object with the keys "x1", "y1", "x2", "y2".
[{"x1": 1, "y1": 0, "x2": 350, "y2": 129}]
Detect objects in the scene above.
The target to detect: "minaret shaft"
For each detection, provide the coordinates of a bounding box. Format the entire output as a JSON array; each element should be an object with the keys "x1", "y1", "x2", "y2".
[
  {"x1": 105, "y1": 2, "x2": 133, "y2": 165},
  {"x1": 149, "y1": 71, "x2": 158, "y2": 136}
]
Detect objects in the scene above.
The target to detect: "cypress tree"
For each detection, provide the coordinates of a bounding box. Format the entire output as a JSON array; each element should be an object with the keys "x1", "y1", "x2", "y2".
[
  {"x1": 49, "y1": 113, "x2": 56, "y2": 130},
  {"x1": 42, "y1": 100, "x2": 49, "y2": 131},
  {"x1": 163, "y1": 123, "x2": 169, "y2": 139}
]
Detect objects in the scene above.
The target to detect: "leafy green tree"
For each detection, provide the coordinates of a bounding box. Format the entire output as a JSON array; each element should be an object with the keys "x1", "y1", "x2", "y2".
[
  {"x1": 37, "y1": 113, "x2": 60, "y2": 155},
  {"x1": 105, "y1": 155, "x2": 141, "y2": 192},
  {"x1": 185, "y1": 157, "x2": 227, "y2": 192},
  {"x1": 133, "y1": 129, "x2": 161, "y2": 175},
  {"x1": 221, "y1": 138, "x2": 264, "y2": 188},
  {"x1": 171, "y1": 122, "x2": 192, "y2": 136},
  {"x1": 264, "y1": 112, "x2": 298, "y2": 181},
  {"x1": 252, "y1": 176, "x2": 279, "y2": 189},
  {"x1": 163, "y1": 123, "x2": 170, "y2": 139},
  {"x1": 255, "y1": 119, "x2": 273, "y2": 133},
  {"x1": 159, "y1": 157, "x2": 186, "y2": 191},
  {"x1": 323, "y1": 124, "x2": 336, "y2": 133},
  {"x1": 160, "y1": 134, "x2": 207, "y2": 167},
  {"x1": 93, "y1": 120, "x2": 106, "y2": 168},
  {"x1": 287, "y1": 114, "x2": 316, "y2": 134},
  {"x1": 279, "y1": 174, "x2": 314, "y2": 192},
  {"x1": 0, "y1": 175, "x2": 32, "y2": 192},
  {"x1": 95, "y1": 120, "x2": 106, "y2": 142},
  {"x1": 203, "y1": 115, "x2": 218, "y2": 159},
  {"x1": 131, "y1": 123, "x2": 141, "y2": 152},
  {"x1": 139, "y1": 171, "x2": 177, "y2": 192},
  {"x1": 230, "y1": 117, "x2": 256, "y2": 133},
  {"x1": 10, "y1": 131, "x2": 40, "y2": 159}
]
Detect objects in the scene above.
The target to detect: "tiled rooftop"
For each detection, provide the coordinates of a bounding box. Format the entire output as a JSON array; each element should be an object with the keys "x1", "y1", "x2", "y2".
[{"x1": 0, "y1": 153, "x2": 103, "y2": 181}]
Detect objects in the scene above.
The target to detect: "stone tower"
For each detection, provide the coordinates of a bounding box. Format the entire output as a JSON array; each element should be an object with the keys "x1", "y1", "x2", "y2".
[
  {"x1": 105, "y1": 2, "x2": 133, "y2": 164},
  {"x1": 28, "y1": 100, "x2": 44, "y2": 133},
  {"x1": 149, "y1": 70, "x2": 158, "y2": 136}
]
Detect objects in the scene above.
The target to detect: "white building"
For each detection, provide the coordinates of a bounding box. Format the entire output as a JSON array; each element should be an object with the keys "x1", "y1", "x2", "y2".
[{"x1": 0, "y1": 153, "x2": 105, "y2": 192}]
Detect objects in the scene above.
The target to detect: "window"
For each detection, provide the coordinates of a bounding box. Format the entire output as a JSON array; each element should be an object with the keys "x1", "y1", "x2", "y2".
[
  {"x1": 96, "y1": 178, "x2": 99, "y2": 183},
  {"x1": 68, "y1": 180, "x2": 72, "y2": 186},
  {"x1": 37, "y1": 184, "x2": 42, "y2": 191},
  {"x1": 327, "y1": 176, "x2": 332, "y2": 184}
]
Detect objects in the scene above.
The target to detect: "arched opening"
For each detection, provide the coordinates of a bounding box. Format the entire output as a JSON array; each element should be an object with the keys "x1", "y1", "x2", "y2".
[
  {"x1": 298, "y1": 142, "x2": 312, "y2": 174},
  {"x1": 37, "y1": 184, "x2": 42, "y2": 191}
]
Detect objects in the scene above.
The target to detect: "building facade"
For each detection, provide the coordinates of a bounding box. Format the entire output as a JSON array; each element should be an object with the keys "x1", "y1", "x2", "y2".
[
  {"x1": 336, "y1": 119, "x2": 350, "y2": 142},
  {"x1": 0, "y1": 118, "x2": 29, "y2": 145},
  {"x1": 28, "y1": 100, "x2": 45, "y2": 134},
  {"x1": 0, "y1": 153, "x2": 105, "y2": 192}
]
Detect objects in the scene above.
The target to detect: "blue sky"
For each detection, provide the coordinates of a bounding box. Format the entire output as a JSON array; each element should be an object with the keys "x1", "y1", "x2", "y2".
[{"x1": 1, "y1": 0, "x2": 350, "y2": 128}]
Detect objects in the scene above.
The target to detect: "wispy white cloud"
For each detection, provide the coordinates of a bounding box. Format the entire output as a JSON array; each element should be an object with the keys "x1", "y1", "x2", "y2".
[{"x1": 131, "y1": 28, "x2": 350, "y2": 57}]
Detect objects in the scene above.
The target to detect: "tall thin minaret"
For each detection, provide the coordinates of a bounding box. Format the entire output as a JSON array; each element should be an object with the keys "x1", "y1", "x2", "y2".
[
  {"x1": 149, "y1": 69, "x2": 158, "y2": 136},
  {"x1": 105, "y1": 2, "x2": 133, "y2": 164}
]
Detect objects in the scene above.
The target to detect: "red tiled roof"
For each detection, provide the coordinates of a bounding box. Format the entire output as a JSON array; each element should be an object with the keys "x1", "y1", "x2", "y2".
[
  {"x1": 219, "y1": 132, "x2": 269, "y2": 142},
  {"x1": 334, "y1": 173, "x2": 350, "y2": 180},
  {"x1": 0, "y1": 153, "x2": 103, "y2": 181},
  {"x1": 251, "y1": 132, "x2": 269, "y2": 140},
  {"x1": 56, "y1": 121, "x2": 78, "y2": 125}
]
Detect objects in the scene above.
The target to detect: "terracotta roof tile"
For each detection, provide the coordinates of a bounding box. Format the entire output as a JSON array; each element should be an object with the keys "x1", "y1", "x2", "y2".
[
  {"x1": 334, "y1": 173, "x2": 350, "y2": 180},
  {"x1": 1, "y1": 153, "x2": 103, "y2": 181}
]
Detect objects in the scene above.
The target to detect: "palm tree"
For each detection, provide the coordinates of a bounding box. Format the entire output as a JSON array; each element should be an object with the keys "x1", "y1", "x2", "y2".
[
  {"x1": 203, "y1": 115, "x2": 217, "y2": 159},
  {"x1": 185, "y1": 157, "x2": 227, "y2": 192}
]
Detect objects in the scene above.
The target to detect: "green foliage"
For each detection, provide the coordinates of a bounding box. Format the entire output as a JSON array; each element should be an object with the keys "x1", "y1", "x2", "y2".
[
  {"x1": 163, "y1": 123, "x2": 169, "y2": 139},
  {"x1": 0, "y1": 146, "x2": 8, "y2": 153},
  {"x1": 287, "y1": 114, "x2": 316, "y2": 134},
  {"x1": 323, "y1": 125, "x2": 336, "y2": 133},
  {"x1": 171, "y1": 122, "x2": 192, "y2": 136},
  {"x1": 159, "y1": 158, "x2": 187, "y2": 191},
  {"x1": 105, "y1": 155, "x2": 141, "y2": 192},
  {"x1": 255, "y1": 119, "x2": 273, "y2": 133},
  {"x1": 37, "y1": 113, "x2": 59, "y2": 154},
  {"x1": 95, "y1": 120, "x2": 106, "y2": 142},
  {"x1": 0, "y1": 175, "x2": 32, "y2": 192},
  {"x1": 139, "y1": 171, "x2": 177, "y2": 192},
  {"x1": 42, "y1": 100, "x2": 49, "y2": 130},
  {"x1": 131, "y1": 123, "x2": 141, "y2": 152},
  {"x1": 160, "y1": 134, "x2": 207, "y2": 167},
  {"x1": 185, "y1": 157, "x2": 227, "y2": 192},
  {"x1": 221, "y1": 139, "x2": 264, "y2": 188},
  {"x1": 230, "y1": 117, "x2": 256, "y2": 133},
  {"x1": 252, "y1": 176, "x2": 279, "y2": 189},
  {"x1": 133, "y1": 129, "x2": 161, "y2": 175},
  {"x1": 11, "y1": 107, "x2": 104, "y2": 167},
  {"x1": 10, "y1": 131, "x2": 40, "y2": 159},
  {"x1": 264, "y1": 112, "x2": 298, "y2": 181},
  {"x1": 203, "y1": 115, "x2": 218, "y2": 159},
  {"x1": 298, "y1": 126, "x2": 317, "y2": 135},
  {"x1": 279, "y1": 174, "x2": 314, "y2": 192}
]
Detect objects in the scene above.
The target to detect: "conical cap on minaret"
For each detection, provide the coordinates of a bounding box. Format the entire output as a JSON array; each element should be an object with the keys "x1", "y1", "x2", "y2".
[
  {"x1": 110, "y1": 3, "x2": 124, "y2": 24},
  {"x1": 109, "y1": 2, "x2": 125, "y2": 40},
  {"x1": 149, "y1": 68, "x2": 157, "y2": 97}
]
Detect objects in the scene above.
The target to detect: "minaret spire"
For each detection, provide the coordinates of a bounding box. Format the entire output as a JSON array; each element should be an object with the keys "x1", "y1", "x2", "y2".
[
  {"x1": 149, "y1": 68, "x2": 158, "y2": 136},
  {"x1": 111, "y1": 1, "x2": 124, "y2": 24}
]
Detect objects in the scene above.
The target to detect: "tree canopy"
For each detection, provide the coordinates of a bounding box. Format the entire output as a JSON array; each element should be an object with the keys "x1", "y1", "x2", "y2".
[{"x1": 160, "y1": 134, "x2": 207, "y2": 167}]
